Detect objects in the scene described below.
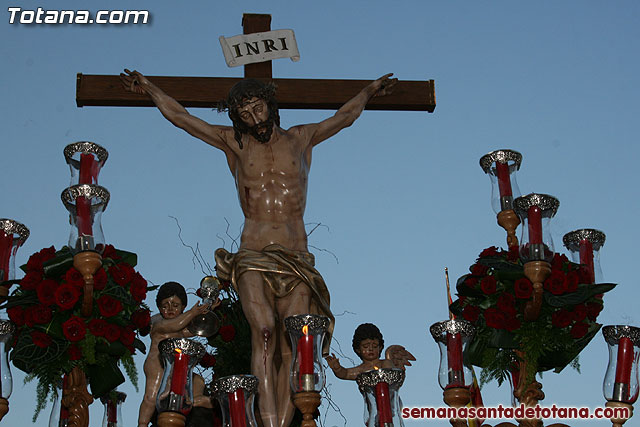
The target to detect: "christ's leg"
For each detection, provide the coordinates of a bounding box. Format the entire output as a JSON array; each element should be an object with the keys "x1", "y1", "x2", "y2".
[
  {"x1": 275, "y1": 284, "x2": 311, "y2": 427},
  {"x1": 237, "y1": 271, "x2": 277, "y2": 427}
]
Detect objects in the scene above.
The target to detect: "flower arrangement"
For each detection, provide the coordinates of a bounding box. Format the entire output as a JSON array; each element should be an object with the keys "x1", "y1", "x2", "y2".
[
  {"x1": 3, "y1": 244, "x2": 153, "y2": 419},
  {"x1": 450, "y1": 246, "x2": 615, "y2": 386}
]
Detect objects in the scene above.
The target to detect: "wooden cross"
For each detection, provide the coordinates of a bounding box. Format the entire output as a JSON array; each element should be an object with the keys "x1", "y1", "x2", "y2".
[{"x1": 75, "y1": 14, "x2": 435, "y2": 112}]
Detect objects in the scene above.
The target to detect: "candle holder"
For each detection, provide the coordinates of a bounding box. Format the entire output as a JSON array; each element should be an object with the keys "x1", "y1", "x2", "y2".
[
  {"x1": 0, "y1": 219, "x2": 29, "y2": 300},
  {"x1": 100, "y1": 391, "x2": 126, "y2": 427},
  {"x1": 479, "y1": 149, "x2": 523, "y2": 248},
  {"x1": 61, "y1": 184, "x2": 109, "y2": 316},
  {"x1": 64, "y1": 141, "x2": 108, "y2": 186},
  {"x1": 285, "y1": 314, "x2": 330, "y2": 427},
  {"x1": 603, "y1": 326, "x2": 640, "y2": 404},
  {"x1": 156, "y1": 338, "x2": 206, "y2": 427},
  {"x1": 48, "y1": 380, "x2": 69, "y2": 427},
  {"x1": 430, "y1": 319, "x2": 475, "y2": 390},
  {"x1": 563, "y1": 228, "x2": 606, "y2": 284},
  {"x1": 187, "y1": 276, "x2": 221, "y2": 337},
  {"x1": 212, "y1": 375, "x2": 259, "y2": 427},
  {"x1": 0, "y1": 320, "x2": 15, "y2": 421},
  {"x1": 514, "y1": 194, "x2": 559, "y2": 321},
  {"x1": 356, "y1": 368, "x2": 405, "y2": 427}
]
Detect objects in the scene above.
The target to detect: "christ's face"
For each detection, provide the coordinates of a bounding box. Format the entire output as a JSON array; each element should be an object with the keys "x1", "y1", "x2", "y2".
[
  {"x1": 357, "y1": 338, "x2": 381, "y2": 362},
  {"x1": 158, "y1": 295, "x2": 185, "y2": 319},
  {"x1": 237, "y1": 97, "x2": 273, "y2": 143}
]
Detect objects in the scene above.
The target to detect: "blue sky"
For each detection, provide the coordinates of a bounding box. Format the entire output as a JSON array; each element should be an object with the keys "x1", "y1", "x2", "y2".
[{"x1": 2, "y1": 1, "x2": 640, "y2": 425}]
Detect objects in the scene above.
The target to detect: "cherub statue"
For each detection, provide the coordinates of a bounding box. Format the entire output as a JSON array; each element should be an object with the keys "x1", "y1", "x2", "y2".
[
  {"x1": 138, "y1": 281, "x2": 219, "y2": 427},
  {"x1": 325, "y1": 323, "x2": 415, "y2": 380}
]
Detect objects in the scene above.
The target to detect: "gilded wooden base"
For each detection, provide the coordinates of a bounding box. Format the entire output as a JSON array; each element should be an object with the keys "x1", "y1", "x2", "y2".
[
  {"x1": 293, "y1": 391, "x2": 321, "y2": 427},
  {"x1": 157, "y1": 411, "x2": 186, "y2": 427},
  {"x1": 61, "y1": 366, "x2": 94, "y2": 427},
  {"x1": 497, "y1": 209, "x2": 521, "y2": 249},
  {"x1": 0, "y1": 397, "x2": 8, "y2": 421},
  {"x1": 606, "y1": 401, "x2": 633, "y2": 427},
  {"x1": 443, "y1": 387, "x2": 470, "y2": 427},
  {"x1": 73, "y1": 251, "x2": 102, "y2": 317},
  {"x1": 523, "y1": 261, "x2": 551, "y2": 321}
]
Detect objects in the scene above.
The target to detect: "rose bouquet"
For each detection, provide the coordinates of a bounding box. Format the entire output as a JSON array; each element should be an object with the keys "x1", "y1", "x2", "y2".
[
  {"x1": 2, "y1": 244, "x2": 153, "y2": 419},
  {"x1": 450, "y1": 246, "x2": 615, "y2": 386}
]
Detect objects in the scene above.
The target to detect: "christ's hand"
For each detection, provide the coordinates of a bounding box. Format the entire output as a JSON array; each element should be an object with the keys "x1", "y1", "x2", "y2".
[
  {"x1": 120, "y1": 69, "x2": 150, "y2": 95},
  {"x1": 372, "y1": 73, "x2": 398, "y2": 97}
]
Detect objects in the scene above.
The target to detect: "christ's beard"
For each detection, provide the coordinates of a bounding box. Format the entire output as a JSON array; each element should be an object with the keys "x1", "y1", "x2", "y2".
[{"x1": 249, "y1": 117, "x2": 274, "y2": 143}]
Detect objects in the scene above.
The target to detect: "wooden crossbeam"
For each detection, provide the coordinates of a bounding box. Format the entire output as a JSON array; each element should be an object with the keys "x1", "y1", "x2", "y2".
[{"x1": 75, "y1": 74, "x2": 436, "y2": 112}]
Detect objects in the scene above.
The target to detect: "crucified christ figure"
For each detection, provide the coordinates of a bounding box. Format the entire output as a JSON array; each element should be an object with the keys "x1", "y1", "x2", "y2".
[{"x1": 121, "y1": 69, "x2": 396, "y2": 427}]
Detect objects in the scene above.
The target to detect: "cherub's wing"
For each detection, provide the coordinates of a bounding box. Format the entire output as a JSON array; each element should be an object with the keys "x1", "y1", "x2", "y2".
[{"x1": 385, "y1": 345, "x2": 416, "y2": 369}]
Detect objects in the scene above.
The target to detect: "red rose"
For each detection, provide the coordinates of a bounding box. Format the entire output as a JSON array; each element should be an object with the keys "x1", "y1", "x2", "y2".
[
  {"x1": 565, "y1": 271, "x2": 579, "y2": 293},
  {"x1": 551, "y1": 253, "x2": 569, "y2": 271},
  {"x1": 200, "y1": 353, "x2": 216, "y2": 368},
  {"x1": 130, "y1": 274, "x2": 148, "y2": 303},
  {"x1": 102, "y1": 244, "x2": 119, "y2": 260},
  {"x1": 570, "y1": 321, "x2": 589, "y2": 339},
  {"x1": 504, "y1": 316, "x2": 521, "y2": 332},
  {"x1": 109, "y1": 264, "x2": 134, "y2": 286},
  {"x1": 120, "y1": 327, "x2": 135, "y2": 346},
  {"x1": 64, "y1": 267, "x2": 85, "y2": 287},
  {"x1": 471, "y1": 264, "x2": 489, "y2": 276},
  {"x1": 514, "y1": 278, "x2": 533, "y2": 299},
  {"x1": 506, "y1": 246, "x2": 520, "y2": 262},
  {"x1": 62, "y1": 316, "x2": 86, "y2": 342},
  {"x1": 36, "y1": 279, "x2": 58, "y2": 306},
  {"x1": 31, "y1": 331, "x2": 52, "y2": 348},
  {"x1": 462, "y1": 305, "x2": 481, "y2": 322},
  {"x1": 104, "y1": 323, "x2": 121, "y2": 342},
  {"x1": 479, "y1": 247, "x2": 499, "y2": 258},
  {"x1": 480, "y1": 276, "x2": 497, "y2": 295},
  {"x1": 7, "y1": 306, "x2": 25, "y2": 326},
  {"x1": 68, "y1": 344, "x2": 82, "y2": 361},
  {"x1": 25, "y1": 246, "x2": 56, "y2": 272},
  {"x1": 88, "y1": 318, "x2": 107, "y2": 336},
  {"x1": 572, "y1": 304, "x2": 588, "y2": 322},
  {"x1": 464, "y1": 276, "x2": 479, "y2": 289},
  {"x1": 131, "y1": 309, "x2": 151, "y2": 330},
  {"x1": 55, "y1": 284, "x2": 81, "y2": 310},
  {"x1": 497, "y1": 293, "x2": 517, "y2": 316},
  {"x1": 552, "y1": 309, "x2": 572, "y2": 328},
  {"x1": 483, "y1": 308, "x2": 505, "y2": 329},
  {"x1": 219, "y1": 325, "x2": 236, "y2": 342},
  {"x1": 97, "y1": 295, "x2": 122, "y2": 318},
  {"x1": 28, "y1": 305, "x2": 52, "y2": 325},
  {"x1": 544, "y1": 270, "x2": 567, "y2": 295},
  {"x1": 19, "y1": 271, "x2": 43, "y2": 291},
  {"x1": 586, "y1": 302, "x2": 603, "y2": 321},
  {"x1": 93, "y1": 268, "x2": 108, "y2": 291}
]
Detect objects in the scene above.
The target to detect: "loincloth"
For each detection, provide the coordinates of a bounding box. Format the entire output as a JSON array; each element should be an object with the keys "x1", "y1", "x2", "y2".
[{"x1": 214, "y1": 244, "x2": 334, "y2": 355}]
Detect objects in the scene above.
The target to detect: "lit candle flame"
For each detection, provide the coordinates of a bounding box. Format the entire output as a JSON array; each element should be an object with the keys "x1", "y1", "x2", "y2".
[
  {"x1": 302, "y1": 325, "x2": 309, "y2": 335},
  {"x1": 175, "y1": 348, "x2": 182, "y2": 354},
  {"x1": 374, "y1": 365, "x2": 379, "y2": 370}
]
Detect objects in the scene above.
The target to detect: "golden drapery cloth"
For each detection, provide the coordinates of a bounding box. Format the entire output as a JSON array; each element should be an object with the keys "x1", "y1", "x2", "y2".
[{"x1": 214, "y1": 244, "x2": 334, "y2": 355}]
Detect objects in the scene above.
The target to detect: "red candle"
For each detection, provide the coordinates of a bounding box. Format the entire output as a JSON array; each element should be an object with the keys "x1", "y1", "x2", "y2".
[
  {"x1": 446, "y1": 332, "x2": 464, "y2": 386},
  {"x1": 228, "y1": 389, "x2": 247, "y2": 427},
  {"x1": 170, "y1": 349, "x2": 190, "y2": 395},
  {"x1": 495, "y1": 162, "x2": 512, "y2": 198},
  {"x1": 107, "y1": 400, "x2": 117, "y2": 423},
  {"x1": 76, "y1": 196, "x2": 93, "y2": 236},
  {"x1": 527, "y1": 205, "x2": 543, "y2": 244},
  {"x1": 298, "y1": 326, "x2": 314, "y2": 375},
  {"x1": 579, "y1": 239, "x2": 595, "y2": 284},
  {"x1": 0, "y1": 231, "x2": 13, "y2": 282},
  {"x1": 374, "y1": 381, "x2": 393, "y2": 425},
  {"x1": 79, "y1": 153, "x2": 96, "y2": 184},
  {"x1": 60, "y1": 405, "x2": 69, "y2": 421},
  {"x1": 615, "y1": 337, "x2": 634, "y2": 387}
]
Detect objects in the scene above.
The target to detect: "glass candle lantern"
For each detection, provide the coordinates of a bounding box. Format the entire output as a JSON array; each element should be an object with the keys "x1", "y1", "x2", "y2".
[
  {"x1": 0, "y1": 219, "x2": 29, "y2": 283},
  {"x1": 48, "y1": 381, "x2": 68, "y2": 427},
  {"x1": 563, "y1": 229, "x2": 606, "y2": 284},
  {"x1": 602, "y1": 325, "x2": 640, "y2": 404},
  {"x1": 100, "y1": 391, "x2": 126, "y2": 427},
  {"x1": 430, "y1": 319, "x2": 476, "y2": 389},
  {"x1": 61, "y1": 184, "x2": 110, "y2": 254},
  {"x1": 513, "y1": 193, "x2": 559, "y2": 263},
  {"x1": 479, "y1": 149, "x2": 523, "y2": 213},
  {"x1": 187, "y1": 276, "x2": 221, "y2": 337},
  {"x1": 156, "y1": 338, "x2": 205, "y2": 415},
  {"x1": 63, "y1": 142, "x2": 108, "y2": 186},
  {"x1": 284, "y1": 314, "x2": 330, "y2": 393},
  {"x1": 212, "y1": 375, "x2": 259, "y2": 427},
  {"x1": 356, "y1": 368, "x2": 405, "y2": 427},
  {"x1": 0, "y1": 320, "x2": 15, "y2": 400}
]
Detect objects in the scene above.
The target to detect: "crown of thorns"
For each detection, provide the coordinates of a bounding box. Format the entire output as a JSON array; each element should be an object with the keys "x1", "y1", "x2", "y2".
[{"x1": 216, "y1": 80, "x2": 278, "y2": 113}]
